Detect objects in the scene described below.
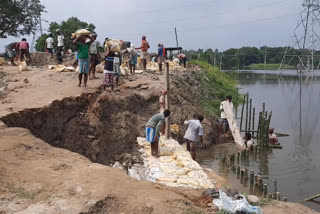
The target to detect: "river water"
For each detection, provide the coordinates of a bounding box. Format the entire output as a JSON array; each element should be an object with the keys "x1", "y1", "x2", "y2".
[{"x1": 198, "y1": 70, "x2": 320, "y2": 211}]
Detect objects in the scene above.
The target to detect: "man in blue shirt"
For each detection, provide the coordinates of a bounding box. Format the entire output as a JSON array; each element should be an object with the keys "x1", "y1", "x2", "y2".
[{"x1": 157, "y1": 43, "x2": 165, "y2": 72}]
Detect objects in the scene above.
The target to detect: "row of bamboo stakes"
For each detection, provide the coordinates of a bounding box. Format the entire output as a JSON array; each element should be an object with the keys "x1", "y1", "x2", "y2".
[
  {"x1": 239, "y1": 93, "x2": 272, "y2": 147},
  {"x1": 221, "y1": 147, "x2": 287, "y2": 201}
]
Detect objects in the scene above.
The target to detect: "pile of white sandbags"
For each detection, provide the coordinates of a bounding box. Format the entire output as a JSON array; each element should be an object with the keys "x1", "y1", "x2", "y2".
[{"x1": 136, "y1": 137, "x2": 215, "y2": 189}]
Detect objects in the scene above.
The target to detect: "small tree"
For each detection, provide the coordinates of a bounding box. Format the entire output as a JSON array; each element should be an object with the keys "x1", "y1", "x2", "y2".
[
  {"x1": 0, "y1": 0, "x2": 45, "y2": 38},
  {"x1": 35, "y1": 33, "x2": 48, "y2": 52},
  {"x1": 36, "y1": 17, "x2": 96, "y2": 51}
]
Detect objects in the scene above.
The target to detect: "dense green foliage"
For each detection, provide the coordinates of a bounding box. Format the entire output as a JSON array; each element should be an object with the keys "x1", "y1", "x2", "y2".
[
  {"x1": 246, "y1": 63, "x2": 295, "y2": 70},
  {"x1": 35, "y1": 17, "x2": 96, "y2": 51},
  {"x1": 0, "y1": 0, "x2": 45, "y2": 38},
  {"x1": 185, "y1": 46, "x2": 316, "y2": 70},
  {"x1": 191, "y1": 60, "x2": 242, "y2": 117}
]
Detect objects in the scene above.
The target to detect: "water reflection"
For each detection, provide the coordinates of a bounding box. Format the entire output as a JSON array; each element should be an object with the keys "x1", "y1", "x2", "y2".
[{"x1": 198, "y1": 71, "x2": 320, "y2": 211}]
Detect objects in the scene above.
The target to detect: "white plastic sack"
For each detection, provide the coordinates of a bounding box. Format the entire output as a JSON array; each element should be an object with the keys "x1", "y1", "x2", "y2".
[
  {"x1": 213, "y1": 189, "x2": 263, "y2": 214},
  {"x1": 71, "y1": 29, "x2": 91, "y2": 39},
  {"x1": 18, "y1": 61, "x2": 29, "y2": 72}
]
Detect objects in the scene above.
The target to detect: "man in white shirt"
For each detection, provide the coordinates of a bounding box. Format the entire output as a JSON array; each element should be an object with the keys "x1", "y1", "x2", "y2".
[
  {"x1": 183, "y1": 115, "x2": 204, "y2": 160},
  {"x1": 44, "y1": 34, "x2": 54, "y2": 54},
  {"x1": 56, "y1": 29, "x2": 64, "y2": 63},
  {"x1": 219, "y1": 95, "x2": 233, "y2": 135}
]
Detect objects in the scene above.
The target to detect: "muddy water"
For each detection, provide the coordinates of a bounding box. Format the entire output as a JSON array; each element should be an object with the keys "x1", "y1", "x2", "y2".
[{"x1": 198, "y1": 70, "x2": 320, "y2": 211}]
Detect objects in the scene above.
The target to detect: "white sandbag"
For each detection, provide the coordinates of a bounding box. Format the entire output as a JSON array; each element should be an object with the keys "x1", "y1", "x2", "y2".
[
  {"x1": 177, "y1": 175, "x2": 199, "y2": 187},
  {"x1": 96, "y1": 64, "x2": 104, "y2": 73},
  {"x1": 159, "y1": 156, "x2": 175, "y2": 163},
  {"x1": 18, "y1": 61, "x2": 29, "y2": 72},
  {"x1": 105, "y1": 39, "x2": 121, "y2": 52},
  {"x1": 71, "y1": 29, "x2": 91, "y2": 39},
  {"x1": 157, "y1": 175, "x2": 178, "y2": 183},
  {"x1": 128, "y1": 168, "x2": 142, "y2": 180},
  {"x1": 187, "y1": 170, "x2": 209, "y2": 181}
]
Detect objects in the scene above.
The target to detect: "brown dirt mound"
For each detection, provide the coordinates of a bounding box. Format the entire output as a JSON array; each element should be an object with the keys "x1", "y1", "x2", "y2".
[{"x1": 30, "y1": 52, "x2": 75, "y2": 67}]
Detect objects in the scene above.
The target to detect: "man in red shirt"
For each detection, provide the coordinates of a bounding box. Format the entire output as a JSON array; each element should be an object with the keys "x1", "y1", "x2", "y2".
[
  {"x1": 136, "y1": 35, "x2": 150, "y2": 71},
  {"x1": 16, "y1": 38, "x2": 31, "y2": 63}
]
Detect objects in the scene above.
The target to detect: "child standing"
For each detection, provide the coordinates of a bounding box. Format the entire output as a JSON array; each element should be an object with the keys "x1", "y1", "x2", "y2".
[
  {"x1": 73, "y1": 35, "x2": 93, "y2": 87},
  {"x1": 103, "y1": 46, "x2": 116, "y2": 90}
]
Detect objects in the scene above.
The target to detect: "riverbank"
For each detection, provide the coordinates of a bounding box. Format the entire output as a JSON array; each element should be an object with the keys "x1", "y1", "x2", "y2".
[{"x1": 0, "y1": 57, "x2": 318, "y2": 213}]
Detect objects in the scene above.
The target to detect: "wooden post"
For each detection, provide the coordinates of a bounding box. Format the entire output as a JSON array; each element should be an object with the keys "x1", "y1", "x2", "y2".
[
  {"x1": 244, "y1": 168, "x2": 248, "y2": 180},
  {"x1": 235, "y1": 105, "x2": 238, "y2": 119},
  {"x1": 267, "y1": 193, "x2": 272, "y2": 199},
  {"x1": 248, "y1": 98, "x2": 252, "y2": 132},
  {"x1": 240, "y1": 94, "x2": 246, "y2": 130},
  {"x1": 250, "y1": 170, "x2": 254, "y2": 184},
  {"x1": 258, "y1": 176, "x2": 263, "y2": 191},
  {"x1": 276, "y1": 192, "x2": 281, "y2": 201},
  {"x1": 262, "y1": 102, "x2": 265, "y2": 115},
  {"x1": 240, "y1": 169, "x2": 244, "y2": 179},
  {"x1": 252, "y1": 107, "x2": 255, "y2": 136},
  {"x1": 237, "y1": 165, "x2": 240, "y2": 175},
  {"x1": 273, "y1": 179, "x2": 277, "y2": 199},
  {"x1": 165, "y1": 62, "x2": 170, "y2": 139},
  {"x1": 245, "y1": 93, "x2": 249, "y2": 131},
  {"x1": 254, "y1": 174, "x2": 258, "y2": 183},
  {"x1": 263, "y1": 184, "x2": 268, "y2": 197},
  {"x1": 283, "y1": 197, "x2": 287, "y2": 202}
]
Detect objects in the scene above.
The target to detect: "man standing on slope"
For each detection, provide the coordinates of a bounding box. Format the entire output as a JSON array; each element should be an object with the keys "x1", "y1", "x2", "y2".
[
  {"x1": 45, "y1": 34, "x2": 54, "y2": 54},
  {"x1": 56, "y1": 29, "x2": 64, "y2": 64},
  {"x1": 145, "y1": 110, "x2": 171, "y2": 157},
  {"x1": 136, "y1": 35, "x2": 150, "y2": 71},
  {"x1": 219, "y1": 95, "x2": 233, "y2": 135},
  {"x1": 183, "y1": 115, "x2": 204, "y2": 160}
]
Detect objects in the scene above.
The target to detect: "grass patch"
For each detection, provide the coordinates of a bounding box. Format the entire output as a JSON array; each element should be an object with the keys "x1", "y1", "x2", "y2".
[
  {"x1": 12, "y1": 187, "x2": 37, "y2": 200},
  {"x1": 245, "y1": 63, "x2": 295, "y2": 70},
  {"x1": 190, "y1": 60, "x2": 242, "y2": 117}
]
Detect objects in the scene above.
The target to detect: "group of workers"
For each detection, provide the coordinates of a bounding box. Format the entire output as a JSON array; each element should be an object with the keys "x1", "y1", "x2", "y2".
[
  {"x1": 145, "y1": 93, "x2": 279, "y2": 161},
  {"x1": 145, "y1": 90, "x2": 204, "y2": 160}
]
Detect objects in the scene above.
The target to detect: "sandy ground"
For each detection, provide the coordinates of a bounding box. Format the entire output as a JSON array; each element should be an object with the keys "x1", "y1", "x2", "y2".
[
  {"x1": 0, "y1": 65, "x2": 102, "y2": 117},
  {"x1": 0, "y1": 64, "x2": 319, "y2": 213}
]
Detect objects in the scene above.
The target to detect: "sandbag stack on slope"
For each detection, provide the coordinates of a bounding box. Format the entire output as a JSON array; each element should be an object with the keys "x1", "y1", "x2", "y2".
[
  {"x1": 136, "y1": 137, "x2": 215, "y2": 189},
  {"x1": 71, "y1": 29, "x2": 91, "y2": 39}
]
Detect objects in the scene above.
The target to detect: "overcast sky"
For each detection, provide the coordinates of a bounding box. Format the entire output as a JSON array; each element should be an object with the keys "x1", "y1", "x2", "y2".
[{"x1": 0, "y1": 0, "x2": 304, "y2": 52}]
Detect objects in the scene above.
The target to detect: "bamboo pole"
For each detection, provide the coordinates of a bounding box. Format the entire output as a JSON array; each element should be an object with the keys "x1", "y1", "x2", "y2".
[
  {"x1": 304, "y1": 194, "x2": 320, "y2": 201},
  {"x1": 252, "y1": 107, "x2": 255, "y2": 136},
  {"x1": 240, "y1": 94, "x2": 246, "y2": 130},
  {"x1": 165, "y1": 62, "x2": 170, "y2": 139},
  {"x1": 263, "y1": 184, "x2": 268, "y2": 197},
  {"x1": 248, "y1": 98, "x2": 252, "y2": 133},
  {"x1": 250, "y1": 170, "x2": 254, "y2": 184},
  {"x1": 273, "y1": 179, "x2": 277, "y2": 199},
  {"x1": 245, "y1": 93, "x2": 249, "y2": 131}
]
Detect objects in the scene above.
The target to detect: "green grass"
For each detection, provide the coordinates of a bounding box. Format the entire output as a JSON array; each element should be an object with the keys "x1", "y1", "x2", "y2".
[
  {"x1": 190, "y1": 60, "x2": 242, "y2": 118},
  {"x1": 245, "y1": 63, "x2": 295, "y2": 70}
]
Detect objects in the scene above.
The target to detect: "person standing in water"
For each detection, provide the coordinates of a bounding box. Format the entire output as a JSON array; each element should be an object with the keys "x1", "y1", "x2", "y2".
[
  {"x1": 219, "y1": 95, "x2": 233, "y2": 135},
  {"x1": 183, "y1": 115, "x2": 204, "y2": 160}
]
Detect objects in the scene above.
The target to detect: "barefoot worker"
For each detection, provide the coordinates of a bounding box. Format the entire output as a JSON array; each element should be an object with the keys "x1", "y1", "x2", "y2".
[
  {"x1": 219, "y1": 95, "x2": 233, "y2": 135},
  {"x1": 183, "y1": 115, "x2": 204, "y2": 160},
  {"x1": 145, "y1": 110, "x2": 171, "y2": 157},
  {"x1": 73, "y1": 35, "x2": 94, "y2": 88},
  {"x1": 4, "y1": 42, "x2": 18, "y2": 65},
  {"x1": 136, "y1": 35, "x2": 150, "y2": 71},
  {"x1": 89, "y1": 33, "x2": 100, "y2": 79}
]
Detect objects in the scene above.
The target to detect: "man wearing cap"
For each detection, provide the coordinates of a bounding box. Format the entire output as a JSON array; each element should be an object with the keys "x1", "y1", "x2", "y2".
[
  {"x1": 56, "y1": 29, "x2": 64, "y2": 63},
  {"x1": 89, "y1": 33, "x2": 100, "y2": 79},
  {"x1": 219, "y1": 95, "x2": 233, "y2": 135},
  {"x1": 136, "y1": 35, "x2": 150, "y2": 71}
]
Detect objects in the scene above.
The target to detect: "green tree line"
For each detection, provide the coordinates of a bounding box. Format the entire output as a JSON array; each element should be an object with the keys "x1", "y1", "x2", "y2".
[{"x1": 184, "y1": 47, "x2": 319, "y2": 70}]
